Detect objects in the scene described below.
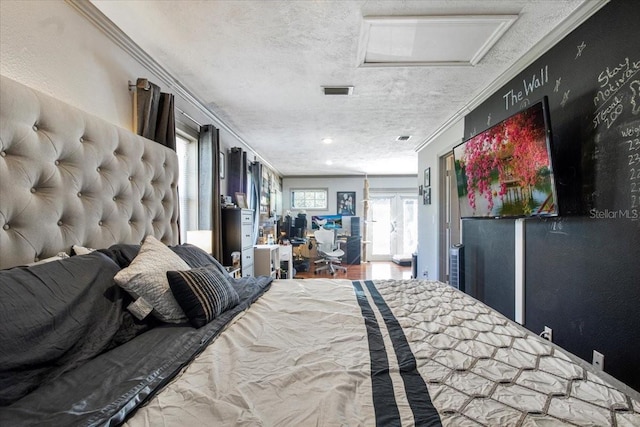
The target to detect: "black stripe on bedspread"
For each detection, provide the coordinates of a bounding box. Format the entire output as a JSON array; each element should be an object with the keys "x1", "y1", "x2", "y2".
[
  {"x1": 352, "y1": 280, "x2": 402, "y2": 427},
  {"x1": 364, "y1": 280, "x2": 441, "y2": 427},
  {"x1": 352, "y1": 280, "x2": 442, "y2": 427}
]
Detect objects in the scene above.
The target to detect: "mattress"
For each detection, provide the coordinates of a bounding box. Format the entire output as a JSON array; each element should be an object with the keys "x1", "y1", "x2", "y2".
[
  {"x1": 124, "y1": 278, "x2": 640, "y2": 426},
  {"x1": 392, "y1": 253, "x2": 413, "y2": 266}
]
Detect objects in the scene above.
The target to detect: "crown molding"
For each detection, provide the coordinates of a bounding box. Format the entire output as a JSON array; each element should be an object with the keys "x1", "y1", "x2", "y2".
[{"x1": 64, "y1": 0, "x2": 279, "y2": 175}]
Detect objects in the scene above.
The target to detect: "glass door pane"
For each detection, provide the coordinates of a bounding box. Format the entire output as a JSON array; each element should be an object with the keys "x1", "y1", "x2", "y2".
[
  {"x1": 400, "y1": 196, "x2": 418, "y2": 255},
  {"x1": 370, "y1": 195, "x2": 393, "y2": 260},
  {"x1": 367, "y1": 192, "x2": 418, "y2": 261},
  {"x1": 176, "y1": 134, "x2": 198, "y2": 243}
]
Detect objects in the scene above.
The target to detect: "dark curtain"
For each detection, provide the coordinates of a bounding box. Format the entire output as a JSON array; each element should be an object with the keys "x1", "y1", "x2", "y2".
[
  {"x1": 249, "y1": 161, "x2": 262, "y2": 245},
  {"x1": 198, "y1": 125, "x2": 223, "y2": 261},
  {"x1": 135, "y1": 78, "x2": 176, "y2": 150},
  {"x1": 227, "y1": 147, "x2": 247, "y2": 199}
]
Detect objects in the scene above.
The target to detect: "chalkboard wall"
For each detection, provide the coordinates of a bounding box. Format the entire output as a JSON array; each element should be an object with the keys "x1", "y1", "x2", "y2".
[
  {"x1": 462, "y1": 219, "x2": 515, "y2": 319},
  {"x1": 462, "y1": 0, "x2": 640, "y2": 390}
]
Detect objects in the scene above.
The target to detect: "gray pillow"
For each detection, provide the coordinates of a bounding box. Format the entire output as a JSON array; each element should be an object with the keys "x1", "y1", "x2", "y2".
[{"x1": 114, "y1": 235, "x2": 190, "y2": 323}]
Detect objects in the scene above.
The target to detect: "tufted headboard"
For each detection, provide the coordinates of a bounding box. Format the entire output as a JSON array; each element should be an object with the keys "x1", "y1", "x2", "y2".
[{"x1": 0, "y1": 76, "x2": 179, "y2": 270}]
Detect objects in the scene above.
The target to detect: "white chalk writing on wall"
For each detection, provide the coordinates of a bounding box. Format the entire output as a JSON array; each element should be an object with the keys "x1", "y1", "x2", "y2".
[
  {"x1": 561, "y1": 90, "x2": 570, "y2": 108},
  {"x1": 502, "y1": 66, "x2": 549, "y2": 110},
  {"x1": 630, "y1": 80, "x2": 640, "y2": 115},
  {"x1": 576, "y1": 41, "x2": 587, "y2": 59},
  {"x1": 592, "y1": 57, "x2": 640, "y2": 130},
  {"x1": 622, "y1": 122, "x2": 640, "y2": 213}
]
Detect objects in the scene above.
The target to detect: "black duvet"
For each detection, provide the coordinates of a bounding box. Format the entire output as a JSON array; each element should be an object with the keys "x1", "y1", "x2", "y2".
[{"x1": 0, "y1": 246, "x2": 272, "y2": 426}]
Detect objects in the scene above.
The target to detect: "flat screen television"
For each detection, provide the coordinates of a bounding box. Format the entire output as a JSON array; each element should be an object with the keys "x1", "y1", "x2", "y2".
[
  {"x1": 311, "y1": 214, "x2": 343, "y2": 230},
  {"x1": 453, "y1": 97, "x2": 558, "y2": 218}
]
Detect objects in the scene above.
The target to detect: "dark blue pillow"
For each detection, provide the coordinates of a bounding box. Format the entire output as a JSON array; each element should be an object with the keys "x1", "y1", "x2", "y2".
[
  {"x1": 167, "y1": 265, "x2": 240, "y2": 328},
  {"x1": 100, "y1": 243, "x2": 231, "y2": 279},
  {"x1": 170, "y1": 244, "x2": 231, "y2": 278}
]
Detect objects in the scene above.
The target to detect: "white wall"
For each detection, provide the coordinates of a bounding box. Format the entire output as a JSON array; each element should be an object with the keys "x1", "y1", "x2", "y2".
[
  {"x1": 416, "y1": 120, "x2": 464, "y2": 280},
  {"x1": 1, "y1": 0, "x2": 141, "y2": 128},
  {"x1": 0, "y1": 0, "x2": 248, "y2": 193},
  {"x1": 283, "y1": 175, "x2": 417, "y2": 232}
]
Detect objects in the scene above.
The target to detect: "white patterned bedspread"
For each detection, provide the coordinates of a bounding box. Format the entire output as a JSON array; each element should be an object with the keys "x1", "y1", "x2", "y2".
[{"x1": 125, "y1": 279, "x2": 640, "y2": 426}]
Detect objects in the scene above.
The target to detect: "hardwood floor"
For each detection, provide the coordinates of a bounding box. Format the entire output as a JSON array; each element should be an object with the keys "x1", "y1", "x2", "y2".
[{"x1": 293, "y1": 261, "x2": 412, "y2": 281}]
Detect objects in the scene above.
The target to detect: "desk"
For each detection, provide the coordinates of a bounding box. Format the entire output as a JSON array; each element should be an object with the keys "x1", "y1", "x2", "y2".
[
  {"x1": 292, "y1": 238, "x2": 316, "y2": 260},
  {"x1": 287, "y1": 239, "x2": 310, "y2": 274}
]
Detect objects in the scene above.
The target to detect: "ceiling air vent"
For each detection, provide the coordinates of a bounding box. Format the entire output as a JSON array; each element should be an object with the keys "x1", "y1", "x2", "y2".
[
  {"x1": 396, "y1": 135, "x2": 412, "y2": 141},
  {"x1": 322, "y1": 86, "x2": 354, "y2": 96}
]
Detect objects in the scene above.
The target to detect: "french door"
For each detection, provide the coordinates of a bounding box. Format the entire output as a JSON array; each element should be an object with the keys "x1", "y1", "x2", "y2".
[
  {"x1": 366, "y1": 191, "x2": 418, "y2": 261},
  {"x1": 439, "y1": 152, "x2": 461, "y2": 282}
]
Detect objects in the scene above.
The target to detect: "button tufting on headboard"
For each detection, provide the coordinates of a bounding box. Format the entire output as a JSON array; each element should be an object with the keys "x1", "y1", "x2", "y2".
[{"x1": 0, "y1": 75, "x2": 180, "y2": 270}]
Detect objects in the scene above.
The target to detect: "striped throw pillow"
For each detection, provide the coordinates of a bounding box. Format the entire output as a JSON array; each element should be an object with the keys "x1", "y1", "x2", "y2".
[{"x1": 166, "y1": 265, "x2": 240, "y2": 328}]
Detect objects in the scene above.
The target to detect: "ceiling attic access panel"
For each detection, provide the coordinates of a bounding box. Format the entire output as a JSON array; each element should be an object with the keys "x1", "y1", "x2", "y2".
[{"x1": 359, "y1": 15, "x2": 518, "y2": 67}]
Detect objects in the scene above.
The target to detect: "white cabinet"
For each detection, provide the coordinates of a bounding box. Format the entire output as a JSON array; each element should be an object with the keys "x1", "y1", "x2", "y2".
[
  {"x1": 254, "y1": 245, "x2": 279, "y2": 279},
  {"x1": 254, "y1": 244, "x2": 294, "y2": 279}
]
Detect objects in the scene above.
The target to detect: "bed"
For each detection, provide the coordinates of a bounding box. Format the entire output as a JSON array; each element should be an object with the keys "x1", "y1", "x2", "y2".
[
  {"x1": 392, "y1": 253, "x2": 413, "y2": 266},
  {"x1": 1, "y1": 75, "x2": 639, "y2": 426}
]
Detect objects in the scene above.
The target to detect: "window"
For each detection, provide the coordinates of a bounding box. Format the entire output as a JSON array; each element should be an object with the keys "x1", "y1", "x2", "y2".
[
  {"x1": 291, "y1": 189, "x2": 327, "y2": 210},
  {"x1": 176, "y1": 132, "x2": 198, "y2": 242}
]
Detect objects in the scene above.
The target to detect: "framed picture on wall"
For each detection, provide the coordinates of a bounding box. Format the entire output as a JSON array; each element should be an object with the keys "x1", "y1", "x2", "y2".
[
  {"x1": 424, "y1": 167, "x2": 431, "y2": 187},
  {"x1": 337, "y1": 191, "x2": 356, "y2": 216},
  {"x1": 423, "y1": 187, "x2": 431, "y2": 205}
]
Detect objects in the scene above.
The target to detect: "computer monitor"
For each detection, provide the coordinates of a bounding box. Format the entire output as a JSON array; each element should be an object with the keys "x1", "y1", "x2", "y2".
[
  {"x1": 281, "y1": 215, "x2": 292, "y2": 238},
  {"x1": 311, "y1": 214, "x2": 342, "y2": 230},
  {"x1": 291, "y1": 213, "x2": 307, "y2": 239}
]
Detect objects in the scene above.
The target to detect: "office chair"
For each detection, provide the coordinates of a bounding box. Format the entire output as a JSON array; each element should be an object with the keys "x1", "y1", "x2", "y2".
[{"x1": 313, "y1": 224, "x2": 347, "y2": 276}]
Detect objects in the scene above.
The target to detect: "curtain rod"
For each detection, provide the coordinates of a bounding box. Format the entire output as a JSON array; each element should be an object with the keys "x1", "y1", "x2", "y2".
[
  {"x1": 129, "y1": 79, "x2": 202, "y2": 128},
  {"x1": 176, "y1": 107, "x2": 202, "y2": 128},
  {"x1": 127, "y1": 79, "x2": 150, "y2": 91}
]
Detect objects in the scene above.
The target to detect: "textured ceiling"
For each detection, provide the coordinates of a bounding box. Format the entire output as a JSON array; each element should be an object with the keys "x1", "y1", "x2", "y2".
[{"x1": 91, "y1": 0, "x2": 590, "y2": 177}]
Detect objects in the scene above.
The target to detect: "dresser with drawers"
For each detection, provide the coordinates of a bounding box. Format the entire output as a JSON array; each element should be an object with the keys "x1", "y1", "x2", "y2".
[{"x1": 221, "y1": 208, "x2": 254, "y2": 277}]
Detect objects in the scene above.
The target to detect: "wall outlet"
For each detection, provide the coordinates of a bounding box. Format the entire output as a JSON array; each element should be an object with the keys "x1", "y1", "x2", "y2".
[
  {"x1": 592, "y1": 350, "x2": 604, "y2": 370},
  {"x1": 543, "y1": 326, "x2": 553, "y2": 342},
  {"x1": 422, "y1": 270, "x2": 428, "y2": 278}
]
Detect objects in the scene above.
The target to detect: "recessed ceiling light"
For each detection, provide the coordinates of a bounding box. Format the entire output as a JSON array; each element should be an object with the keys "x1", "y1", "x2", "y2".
[
  {"x1": 396, "y1": 135, "x2": 412, "y2": 141},
  {"x1": 322, "y1": 138, "x2": 333, "y2": 144},
  {"x1": 326, "y1": 160, "x2": 333, "y2": 165}
]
